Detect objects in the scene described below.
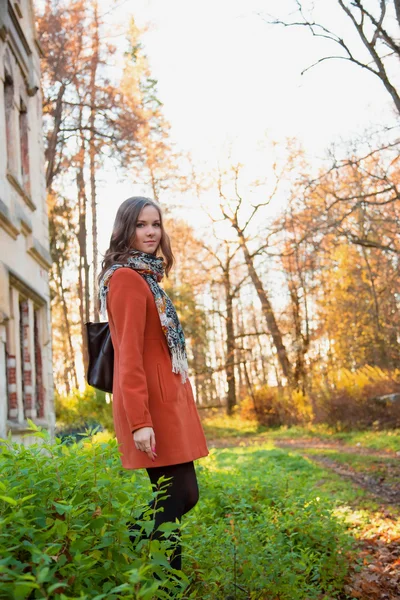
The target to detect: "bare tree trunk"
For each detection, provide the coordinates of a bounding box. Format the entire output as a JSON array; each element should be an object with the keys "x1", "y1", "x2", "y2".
[
  {"x1": 192, "y1": 340, "x2": 210, "y2": 405},
  {"x1": 149, "y1": 166, "x2": 159, "y2": 202},
  {"x1": 361, "y1": 246, "x2": 388, "y2": 367},
  {"x1": 45, "y1": 83, "x2": 66, "y2": 190},
  {"x1": 237, "y1": 230, "x2": 294, "y2": 387},
  {"x1": 224, "y1": 268, "x2": 236, "y2": 415},
  {"x1": 235, "y1": 301, "x2": 245, "y2": 400},
  {"x1": 202, "y1": 241, "x2": 247, "y2": 410},
  {"x1": 56, "y1": 259, "x2": 78, "y2": 389},
  {"x1": 288, "y1": 279, "x2": 307, "y2": 393},
  {"x1": 273, "y1": 360, "x2": 282, "y2": 389},
  {"x1": 356, "y1": 198, "x2": 388, "y2": 367},
  {"x1": 252, "y1": 307, "x2": 267, "y2": 384},
  {"x1": 61, "y1": 336, "x2": 71, "y2": 395},
  {"x1": 89, "y1": 0, "x2": 100, "y2": 322},
  {"x1": 243, "y1": 357, "x2": 256, "y2": 408},
  {"x1": 77, "y1": 131, "x2": 90, "y2": 375},
  {"x1": 249, "y1": 341, "x2": 260, "y2": 386}
]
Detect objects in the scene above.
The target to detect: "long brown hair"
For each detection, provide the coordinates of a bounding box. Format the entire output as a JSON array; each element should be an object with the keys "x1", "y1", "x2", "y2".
[{"x1": 98, "y1": 196, "x2": 175, "y2": 288}]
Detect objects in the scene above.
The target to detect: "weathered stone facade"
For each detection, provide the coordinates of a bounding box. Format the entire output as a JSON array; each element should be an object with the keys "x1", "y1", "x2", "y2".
[{"x1": 0, "y1": 0, "x2": 55, "y2": 443}]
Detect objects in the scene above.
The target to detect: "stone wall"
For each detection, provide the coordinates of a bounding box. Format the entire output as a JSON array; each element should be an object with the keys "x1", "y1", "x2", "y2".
[{"x1": 0, "y1": 0, "x2": 55, "y2": 443}]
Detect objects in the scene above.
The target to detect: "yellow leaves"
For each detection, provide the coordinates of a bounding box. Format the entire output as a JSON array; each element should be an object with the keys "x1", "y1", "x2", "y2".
[{"x1": 323, "y1": 365, "x2": 397, "y2": 394}]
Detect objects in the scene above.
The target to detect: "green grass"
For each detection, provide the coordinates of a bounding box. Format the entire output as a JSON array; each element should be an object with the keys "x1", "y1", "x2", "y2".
[
  {"x1": 201, "y1": 413, "x2": 400, "y2": 452},
  {"x1": 201, "y1": 412, "x2": 264, "y2": 439}
]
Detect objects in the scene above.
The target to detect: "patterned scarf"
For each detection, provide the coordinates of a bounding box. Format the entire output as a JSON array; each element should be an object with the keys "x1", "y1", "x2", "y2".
[{"x1": 99, "y1": 249, "x2": 189, "y2": 383}]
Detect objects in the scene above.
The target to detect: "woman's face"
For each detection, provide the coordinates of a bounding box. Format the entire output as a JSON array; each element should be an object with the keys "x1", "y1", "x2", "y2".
[{"x1": 131, "y1": 205, "x2": 162, "y2": 254}]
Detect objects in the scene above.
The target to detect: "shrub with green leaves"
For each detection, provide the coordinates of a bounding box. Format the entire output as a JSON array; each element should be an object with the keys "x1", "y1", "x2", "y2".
[
  {"x1": 1, "y1": 424, "x2": 356, "y2": 599},
  {"x1": 0, "y1": 423, "x2": 187, "y2": 600},
  {"x1": 55, "y1": 385, "x2": 114, "y2": 434}
]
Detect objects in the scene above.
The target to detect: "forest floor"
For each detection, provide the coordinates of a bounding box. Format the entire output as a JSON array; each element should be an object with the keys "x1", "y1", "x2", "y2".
[{"x1": 202, "y1": 415, "x2": 400, "y2": 600}]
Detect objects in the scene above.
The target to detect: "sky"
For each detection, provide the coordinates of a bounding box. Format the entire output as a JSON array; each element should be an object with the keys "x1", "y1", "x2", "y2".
[{"x1": 96, "y1": 0, "x2": 396, "y2": 258}]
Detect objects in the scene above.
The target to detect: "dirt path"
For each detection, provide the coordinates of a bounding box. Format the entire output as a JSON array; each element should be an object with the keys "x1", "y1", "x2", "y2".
[
  {"x1": 273, "y1": 438, "x2": 397, "y2": 458},
  {"x1": 273, "y1": 439, "x2": 400, "y2": 506},
  {"x1": 296, "y1": 453, "x2": 400, "y2": 505}
]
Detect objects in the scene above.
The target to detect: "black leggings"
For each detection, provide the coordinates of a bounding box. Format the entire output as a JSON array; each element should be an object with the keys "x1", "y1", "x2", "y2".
[{"x1": 129, "y1": 461, "x2": 199, "y2": 571}]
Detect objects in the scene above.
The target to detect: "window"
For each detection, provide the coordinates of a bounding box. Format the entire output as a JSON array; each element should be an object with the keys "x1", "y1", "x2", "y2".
[
  {"x1": 34, "y1": 309, "x2": 44, "y2": 418},
  {"x1": 6, "y1": 280, "x2": 47, "y2": 422},
  {"x1": 19, "y1": 100, "x2": 30, "y2": 193},
  {"x1": 4, "y1": 76, "x2": 16, "y2": 173},
  {"x1": 19, "y1": 298, "x2": 34, "y2": 418}
]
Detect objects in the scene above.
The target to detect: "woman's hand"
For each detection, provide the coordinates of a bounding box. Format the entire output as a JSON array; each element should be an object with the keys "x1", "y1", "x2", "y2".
[{"x1": 133, "y1": 427, "x2": 157, "y2": 461}]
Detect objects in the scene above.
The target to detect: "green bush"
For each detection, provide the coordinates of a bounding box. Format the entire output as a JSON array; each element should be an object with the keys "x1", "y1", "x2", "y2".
[
  {"x1": 0, "y1": 422, "x2": 187, "y2": 600},
  {"x1": 55, "y1": 385, "x2": 114, "y2": 433},
  {"x1": 1, "y1": 424, "x2": 355, "y2": 599}
]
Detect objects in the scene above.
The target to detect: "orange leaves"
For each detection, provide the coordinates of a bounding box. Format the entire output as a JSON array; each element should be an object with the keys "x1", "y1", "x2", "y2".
[{"x1": 344, "y1": 530, "x2": 400, "y2": 600}]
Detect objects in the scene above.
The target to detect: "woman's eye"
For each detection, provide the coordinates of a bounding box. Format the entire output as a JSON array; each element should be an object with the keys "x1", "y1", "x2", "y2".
[
  {"x1": 136, "y1": 223, "x2": 143, "y2": 227},
  {"x1": 154, "y1": 223, "x2": 161, "y2": 227}
]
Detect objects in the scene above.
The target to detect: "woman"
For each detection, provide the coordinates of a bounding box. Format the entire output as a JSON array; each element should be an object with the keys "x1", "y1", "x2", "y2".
[{"x1": 98, "y1": 196, "x2": 209, "y2": 572}]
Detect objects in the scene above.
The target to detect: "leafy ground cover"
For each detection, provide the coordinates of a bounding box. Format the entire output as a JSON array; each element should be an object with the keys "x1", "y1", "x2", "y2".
[
  {"x1": 2, "y1": 415, "x2": 398, "y2": 599},
  {"x1": 184, "y1": 445, "x2": 356, "y2": 599},
  {"x1": 203, "y1": 413, "x2": 400, "y2": 600},
  {"x1": 0, "y1": 424, "x2": 188, "y2": 600},
  {"x1": 1, "y1": 422, "x2": 358, "y2": 599},
  {"x1": 281, "y1": 448, "x2": 400, "y2": 600}
]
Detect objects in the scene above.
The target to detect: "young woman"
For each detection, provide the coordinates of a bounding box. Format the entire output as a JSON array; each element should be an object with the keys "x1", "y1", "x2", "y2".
[{"x1": 98, "y1": 196, "x2": 209, "y2": 572}]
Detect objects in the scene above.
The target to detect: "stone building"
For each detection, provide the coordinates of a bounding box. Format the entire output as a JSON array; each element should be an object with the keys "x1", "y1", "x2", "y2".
[{"x1": 0, "y1": 0, "x2": 55, "y2": 443}]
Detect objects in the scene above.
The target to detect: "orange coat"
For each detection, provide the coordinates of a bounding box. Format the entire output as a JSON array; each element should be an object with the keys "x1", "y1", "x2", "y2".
[{"x1": 107, "y1": 267, "x2": 209, "y2": 469}]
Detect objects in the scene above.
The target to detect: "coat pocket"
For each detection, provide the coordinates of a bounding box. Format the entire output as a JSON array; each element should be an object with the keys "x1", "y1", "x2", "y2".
[
  {"x1": 157, "y1": 363, "x2": 187, "y2": 403},
  {"x1": 157, "y1": 364, "x2": 167, "y2": 402}
]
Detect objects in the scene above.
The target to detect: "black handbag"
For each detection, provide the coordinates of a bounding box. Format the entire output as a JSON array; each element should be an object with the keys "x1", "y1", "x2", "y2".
[{"x1": 85, "y1": 321, "x2": 114, "y2": 393}]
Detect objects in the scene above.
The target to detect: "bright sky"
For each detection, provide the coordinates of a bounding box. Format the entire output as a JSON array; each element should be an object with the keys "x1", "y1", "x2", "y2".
[{"x1": 96, "y1": 0, "x2": 395, "y2": 257}]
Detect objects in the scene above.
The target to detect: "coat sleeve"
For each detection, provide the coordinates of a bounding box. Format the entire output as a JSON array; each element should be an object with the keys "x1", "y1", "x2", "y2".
[{"x1": 107, "y1": 268, "x2": 153, "y2": 433}]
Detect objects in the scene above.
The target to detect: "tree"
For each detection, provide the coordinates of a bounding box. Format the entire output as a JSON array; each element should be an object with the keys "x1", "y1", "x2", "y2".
[
  {"x1": 119, "y1": 19, "x2": 178, "y2": 201},
  {"x1": 48, "y1": 192, "x2": 79, "y2": 393},
  {"x1": 37, "y1": 1, "x2": 174, "y2": 388},
  {"x1": 317, "y1": 243, "x2": 390, "y2": 369},
  {"x1": 305, "y1": 145, "x2": 400, "y2": 255},
  {"x1": 276, "y1": 148, "x2": 400, "y2": 375},
  {"x1": 163, "y1": 217, "x2": 216, "y2": 405},
  {"x1": 217, "y1": 162, "x2": 296, "y2": 388},
  {"x1": 268, "y1": 0, "x2": 400, "y2": 116},
  {"x1": 200, "y1": 240, "x2": 249, "y2": 414}
]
